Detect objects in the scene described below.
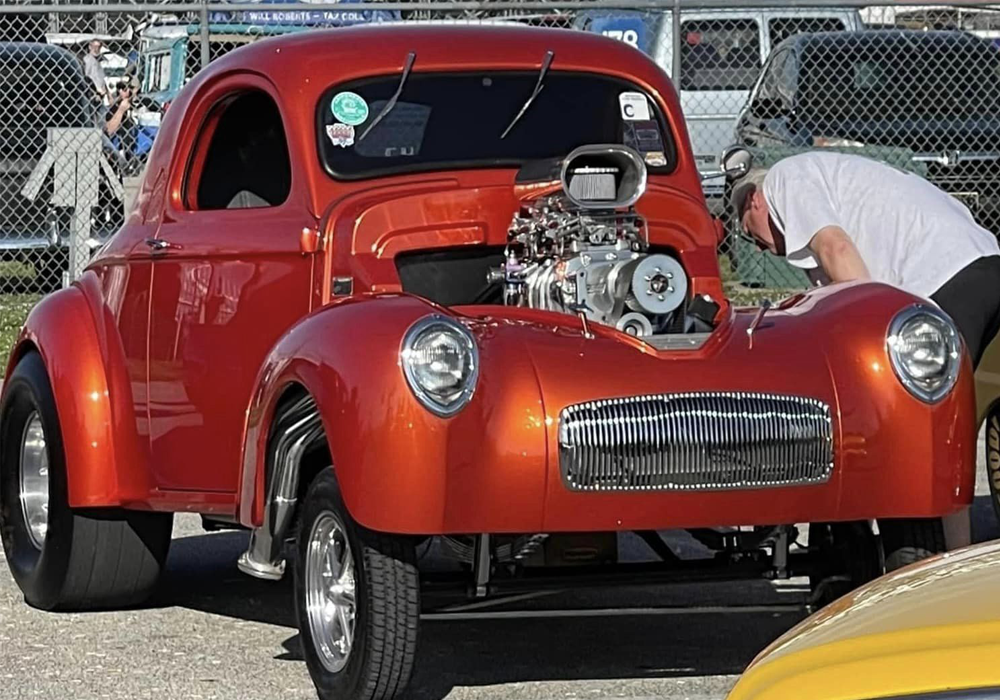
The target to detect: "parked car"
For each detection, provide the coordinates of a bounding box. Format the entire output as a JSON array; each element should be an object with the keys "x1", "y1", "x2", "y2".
[
  {"x1": 0, "y1": 42, "x2": 123, "y2": 290},
  {"x1": 574, "y1": 7, "x2": 864, "y2": 197},
  {"x1": 731, "y1": 30, "x2": 1000, "y2": 286},
  {"x1": 0, "y1": 25, "x2": 978, "y2": 700},
  {"x1": 725, "y1": 538, "x2": 1000, "y2": 700}
]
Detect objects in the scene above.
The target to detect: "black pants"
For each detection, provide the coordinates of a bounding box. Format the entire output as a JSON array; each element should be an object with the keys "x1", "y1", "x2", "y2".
[{"x1": 930, "y1": 255, "x2": 1000, "y2": 369}]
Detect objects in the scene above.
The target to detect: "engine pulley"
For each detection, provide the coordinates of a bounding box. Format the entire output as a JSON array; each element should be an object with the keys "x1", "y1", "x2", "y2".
[{"x1": 626, "y1": 254, "x2": 687, "y2": 315}]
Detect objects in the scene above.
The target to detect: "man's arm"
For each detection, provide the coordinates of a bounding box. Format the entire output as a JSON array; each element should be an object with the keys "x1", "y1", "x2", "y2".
[
  {"x1": 104, "y1": 96, "x2": 130, "y2": 136},
  {"x1": 808, "y1": 226, "x2": 871, "y2": 283}
]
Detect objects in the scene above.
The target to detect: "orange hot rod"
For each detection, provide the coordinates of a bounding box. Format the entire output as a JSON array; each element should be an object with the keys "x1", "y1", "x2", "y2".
[{"x1": 0, "y1": 24, "x2": 976, "y2": 700}]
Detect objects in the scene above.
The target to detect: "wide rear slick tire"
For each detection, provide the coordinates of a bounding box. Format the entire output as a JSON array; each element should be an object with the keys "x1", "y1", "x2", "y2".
[
  {"x1": 294, "y1": 468, "x2": 419, "y2": 700},
  {"x1": 0, "y1": 352, "x2": 172, "y2": 611}
]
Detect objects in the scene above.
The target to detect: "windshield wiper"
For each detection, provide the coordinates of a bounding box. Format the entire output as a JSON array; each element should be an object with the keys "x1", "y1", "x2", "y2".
[
  {"x1": 500, "y1": 50, "x2": 554, "y2": 140},
  {"x1": 358, "y1": 51, "x2": 416, "y2": 142}
]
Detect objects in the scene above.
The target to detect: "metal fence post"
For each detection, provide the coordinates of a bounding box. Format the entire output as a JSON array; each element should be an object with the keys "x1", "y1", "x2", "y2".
[
  {"x1": 671, "y1": 0, "x2": 682, "y2": 89},
  {"x1": 200, "y1": 0, "x2": 210, "y2": 69}
]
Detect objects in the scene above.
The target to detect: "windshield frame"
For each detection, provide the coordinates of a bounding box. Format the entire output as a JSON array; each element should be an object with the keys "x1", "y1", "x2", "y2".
[{"x1": 315, "y1": 69, "x2": 678, "y2": 181}]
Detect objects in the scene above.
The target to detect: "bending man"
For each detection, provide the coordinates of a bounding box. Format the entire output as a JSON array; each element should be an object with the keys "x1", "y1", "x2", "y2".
[{"x1": 732, "y1": 150, "x2": 1000, "y2": 367}]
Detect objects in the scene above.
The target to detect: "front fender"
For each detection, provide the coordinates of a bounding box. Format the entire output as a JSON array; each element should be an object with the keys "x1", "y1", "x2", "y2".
[
  {"x1": 5, "y1": 273, "x2": 151, "y2": 507},
  {"x1": 238, "y1": 293, "x2": 548, "y2": 533}
]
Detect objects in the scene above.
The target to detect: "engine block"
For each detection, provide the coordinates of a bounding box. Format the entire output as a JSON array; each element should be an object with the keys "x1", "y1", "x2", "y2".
[{"x1": 495, "y1": 194, "x2": 688, "y2": 337}]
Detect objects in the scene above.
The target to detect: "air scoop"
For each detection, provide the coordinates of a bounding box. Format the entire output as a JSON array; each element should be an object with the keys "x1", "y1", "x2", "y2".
[{"x1": 560, "y1": 144, "x2": 647, "y2": 209}]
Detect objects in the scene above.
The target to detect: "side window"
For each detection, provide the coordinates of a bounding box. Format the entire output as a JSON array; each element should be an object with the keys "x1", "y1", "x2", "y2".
[
  {"x1": 755, "y1": 48, "x2": 787, "y2": 102},
  {"x1": 189, "y1": 91, "x2": 291, "y2": 210},
  {"x1": 768, "y1": 17, "x2": 846, "y2": 48},
  {"x1": 680, "y1": 19, "x2": 761, "y2": 91},
  {"x1": 779, "y1": 49, "x2": 799, "y2": 104}
]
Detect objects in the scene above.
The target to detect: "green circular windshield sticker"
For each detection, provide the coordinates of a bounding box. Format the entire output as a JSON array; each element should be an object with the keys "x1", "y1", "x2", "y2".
[{"x1": 331, "y1": 91, "x2": 369, "y2": 126}]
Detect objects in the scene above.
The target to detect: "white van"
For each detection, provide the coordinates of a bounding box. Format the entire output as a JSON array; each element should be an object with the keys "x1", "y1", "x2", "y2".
[{"x1": 574, "y1": 7, "x2": 864, "y2": 198}]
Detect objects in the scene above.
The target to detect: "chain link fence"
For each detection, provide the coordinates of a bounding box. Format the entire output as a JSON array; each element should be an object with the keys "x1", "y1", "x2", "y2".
[{"x1": 1, "y1": 0, "x2": 1000, "y2": 346}]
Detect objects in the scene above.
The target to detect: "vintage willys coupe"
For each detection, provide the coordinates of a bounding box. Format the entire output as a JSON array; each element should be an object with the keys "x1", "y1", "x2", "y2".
[{"x1": 0, "y1": 24, "x2": 977, "y2": 700}]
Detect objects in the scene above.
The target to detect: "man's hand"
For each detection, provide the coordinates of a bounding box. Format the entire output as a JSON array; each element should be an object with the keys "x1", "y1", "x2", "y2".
[{"x1": 808, "y1": 226, "x2": 871, "y2": 283}]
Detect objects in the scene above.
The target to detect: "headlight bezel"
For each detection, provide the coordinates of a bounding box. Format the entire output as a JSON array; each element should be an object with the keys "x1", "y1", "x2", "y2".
[
  {"x1": 400, "y1": 314, "x2": 480, "y2": 417},
  {"x1": 886, "y1": 304, "x2": 963, "y2": 404}
]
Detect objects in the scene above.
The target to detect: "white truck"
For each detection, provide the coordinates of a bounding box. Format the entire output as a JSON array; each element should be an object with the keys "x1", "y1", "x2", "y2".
[{"x1": 574, "y1": 7, "x2": 864, "y2": 199}]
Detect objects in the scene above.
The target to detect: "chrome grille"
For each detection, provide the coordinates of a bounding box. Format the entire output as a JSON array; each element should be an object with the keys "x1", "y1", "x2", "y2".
[{"x1": 559, "y1": 392, "x2": 833, "y2": 492}]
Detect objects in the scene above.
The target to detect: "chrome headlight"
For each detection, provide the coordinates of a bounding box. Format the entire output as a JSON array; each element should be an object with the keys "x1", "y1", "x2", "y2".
[
  {"x1": 400, "y1": 315, "x2": 479, "y2": 417},
  {"x1": 886, "y1": 304, "x2": 962, "y2": 403}
]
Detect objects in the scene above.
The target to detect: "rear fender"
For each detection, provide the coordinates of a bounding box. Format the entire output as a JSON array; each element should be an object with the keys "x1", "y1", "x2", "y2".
[{"x1": 5, "y1": 273, "x2": 151, "y2": 507}]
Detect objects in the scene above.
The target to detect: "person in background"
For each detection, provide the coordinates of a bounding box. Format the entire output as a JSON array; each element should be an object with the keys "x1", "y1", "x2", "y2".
[
  {"x1": 82, "y1": 38, "x2": 108, "y2": 105},
  {"x1": 103, "y1": 83, "x2": 131, "y2": 138},
  {"x1": 732, "y1": 151, "x2": 1000, "y2": 367},
  {"x1": 732, "y1": 149, "x2": 1000, "y2": 552}
]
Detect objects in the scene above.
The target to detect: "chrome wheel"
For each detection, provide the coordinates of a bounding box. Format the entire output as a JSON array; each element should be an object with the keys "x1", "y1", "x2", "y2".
[
  {"x1": 305, "y1": 510, "x2": 357, "y2": 673},
  {"x1": 19, "y1": 411, "x2": 49, "y2": 550}
]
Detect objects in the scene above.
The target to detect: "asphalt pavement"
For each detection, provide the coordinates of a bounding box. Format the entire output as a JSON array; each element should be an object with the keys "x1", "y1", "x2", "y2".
[{"x1": 2, "y1": 437, "x2": 996, "y2": 700}]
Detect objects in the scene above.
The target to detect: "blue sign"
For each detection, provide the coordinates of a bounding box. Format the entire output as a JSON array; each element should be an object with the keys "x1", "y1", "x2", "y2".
[{"x1": 577, "y1": 12, "x2": 653, "y2": 55}]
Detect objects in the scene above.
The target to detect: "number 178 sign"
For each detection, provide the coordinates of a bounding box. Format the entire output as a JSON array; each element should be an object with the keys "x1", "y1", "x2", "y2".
[{"x1": 584, "y1": 15, "x2": 650, "y2": 54}]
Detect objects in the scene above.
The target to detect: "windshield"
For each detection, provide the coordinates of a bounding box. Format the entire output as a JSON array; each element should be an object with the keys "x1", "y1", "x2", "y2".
[
  {"x1": 317, "y1": 70, "x2": 676, "y2": 179},
  {"x1": 799, "y1": 36, "x2": 1000, "y2": 121}
]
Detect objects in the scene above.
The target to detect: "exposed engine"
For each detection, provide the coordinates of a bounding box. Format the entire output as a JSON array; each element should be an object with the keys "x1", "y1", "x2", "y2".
[{"x1": 492, "y1": 145, "x2": 690, "y2": 338}]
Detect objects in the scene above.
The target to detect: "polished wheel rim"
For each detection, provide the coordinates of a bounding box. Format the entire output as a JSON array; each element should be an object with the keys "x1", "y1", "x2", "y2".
[
  {"x1": 305, "y1": 510, "x2": 357, "y2": 673},
  {"x1": 19, "y1": 411, "x2": 49, "y2": 550}
]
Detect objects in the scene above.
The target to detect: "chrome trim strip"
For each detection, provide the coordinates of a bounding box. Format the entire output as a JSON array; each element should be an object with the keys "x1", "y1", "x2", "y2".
[
  {"x1": 643, "y1": 333, "x2": 712, "y2": 351},
  {"x1": 559, "y1": 392, "x2": 833, "y2": 492}
]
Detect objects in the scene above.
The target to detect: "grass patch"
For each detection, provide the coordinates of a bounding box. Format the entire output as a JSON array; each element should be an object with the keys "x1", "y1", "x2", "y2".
[
  {"x1": 718, "y1": 253, "x2": 803, "y2": 307},
  {"x1": 0, "y1": 294, "x2": 42, "y2": 363},
  {"x1": 0, "y1": 260, "x2": 36, "y2": 280}
]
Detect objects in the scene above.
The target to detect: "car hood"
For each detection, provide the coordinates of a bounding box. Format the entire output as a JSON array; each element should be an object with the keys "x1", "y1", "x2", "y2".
[
  {"x1": 807, "y1": 116, "x2": 1000, "y2": 153},
  {"x1": 750, "y1": 539, "x2": 1000, "y2": 667}
]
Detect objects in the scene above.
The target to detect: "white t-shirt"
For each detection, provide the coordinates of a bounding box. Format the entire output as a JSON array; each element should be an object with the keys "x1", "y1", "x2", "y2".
[{"x1": 763, "y1": 151, "x2": 1000, "y2": 298}]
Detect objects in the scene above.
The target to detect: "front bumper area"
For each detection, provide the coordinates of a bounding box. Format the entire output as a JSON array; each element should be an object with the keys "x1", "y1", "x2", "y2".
[{"x1": 301, "y1": 287, "x2": 976, "y2": 535}]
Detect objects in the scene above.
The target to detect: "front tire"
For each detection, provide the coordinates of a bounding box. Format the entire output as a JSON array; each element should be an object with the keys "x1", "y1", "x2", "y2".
[
  {"x1": 0, "y1": 351, "x2": 172, "y2": 611},
  {"x1": 294, "y1": 467, "x2": 419, "y2": 700}
]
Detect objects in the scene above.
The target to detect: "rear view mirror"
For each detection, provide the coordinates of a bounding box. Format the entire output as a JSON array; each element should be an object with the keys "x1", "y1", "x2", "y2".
[{"x1": 720, "y1": 146, "x2": 753, "y2": 181}]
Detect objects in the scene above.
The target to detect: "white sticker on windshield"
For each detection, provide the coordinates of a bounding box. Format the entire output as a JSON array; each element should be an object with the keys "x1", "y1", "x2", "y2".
[
  {"x1": 619, "y1": 92, "x2": 650, "y2": 121},
  {"x1": 326, "y1": 123, "x2": 355, "y2": 148}
]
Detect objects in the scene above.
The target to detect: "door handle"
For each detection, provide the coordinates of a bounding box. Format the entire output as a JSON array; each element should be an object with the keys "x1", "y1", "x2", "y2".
[{"x1": 145, "y1": 237, "x2": 182, "y2": 253}]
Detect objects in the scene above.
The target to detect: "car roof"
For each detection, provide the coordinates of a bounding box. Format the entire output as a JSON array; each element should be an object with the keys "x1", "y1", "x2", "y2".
[
  {"x1": 143, "y1": 23, "x2": 700, "y2": 212},
  {"x1": 0, "y1": 41, "x2": 86, "y2": 67},
  {"x1": 202, "y1": 23, "x2": 669, "y2": 89}
]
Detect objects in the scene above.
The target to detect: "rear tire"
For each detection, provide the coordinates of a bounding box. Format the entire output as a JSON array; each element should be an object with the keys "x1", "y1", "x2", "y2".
[
  {"x1": 807, "y1": 521, "x2": 881, "y2": 607},
  {"x1": 986, "y1": 405, "x2": 1000, "y2": 526},
  {"x1": 878, "y1": 517, "x2": 946, "y2": 572},
  {"x1": 0, "y1": 351, "x2": 172, "y2": 611},
  {"x1": 294, "y1": 467, "x2": 419, "y2": 700}
]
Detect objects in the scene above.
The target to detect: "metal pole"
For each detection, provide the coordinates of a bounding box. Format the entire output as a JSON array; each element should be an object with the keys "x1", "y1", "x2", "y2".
[
  {"x1": 96, "y1": 0, "x2": 107, "y2": 35},
  {"x1": 200, "y1": 0, "x2": 210, "y2": 70},
  {"x1": 671, "y1": 0, "x2": 682, "y2": 89}
]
